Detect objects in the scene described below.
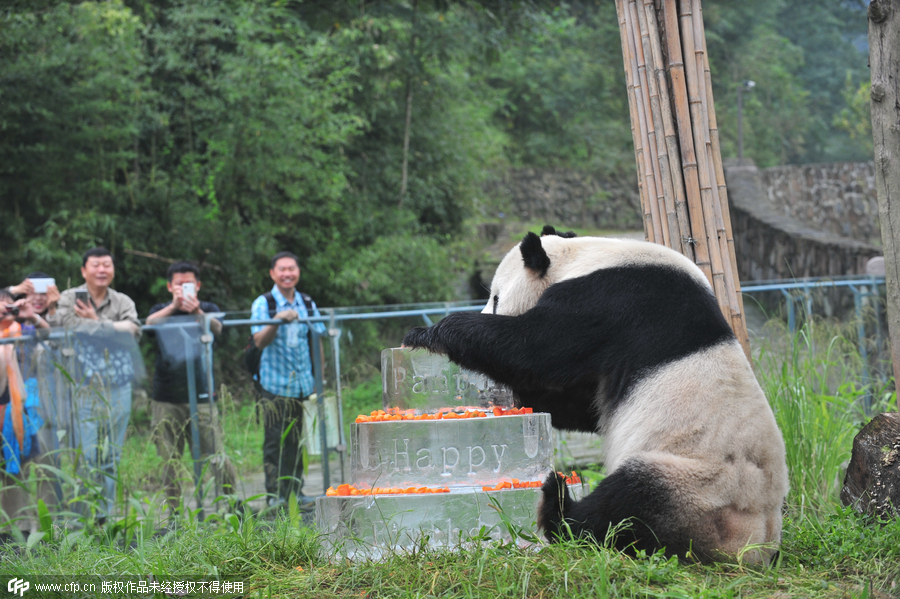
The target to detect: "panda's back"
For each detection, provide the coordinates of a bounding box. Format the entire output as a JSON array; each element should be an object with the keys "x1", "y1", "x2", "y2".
[
  {"x1": 546, "y1": 236, "x2": 711, "y2": 289},
  {"x1": 533, "y1": 258, "x2": 735, "y2": 407},
  {"x1": 602, "y1": 339, "x2": 787, "y2": 505}
]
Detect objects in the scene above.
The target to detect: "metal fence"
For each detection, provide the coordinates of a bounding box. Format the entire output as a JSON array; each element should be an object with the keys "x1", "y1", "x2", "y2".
[{"x1": 0, "y1": 277, "x2": 887, "y2": 510}]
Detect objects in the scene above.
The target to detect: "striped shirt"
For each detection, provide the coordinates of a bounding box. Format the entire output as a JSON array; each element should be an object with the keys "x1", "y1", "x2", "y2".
[{"x1": 250, "y1": 286, "x2": 327, "y2": 398}]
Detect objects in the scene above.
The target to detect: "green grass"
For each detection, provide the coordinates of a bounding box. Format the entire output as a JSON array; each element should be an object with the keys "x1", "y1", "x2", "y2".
[
  {"x1": 754, "y1": 318, "x2": 895, "y2": 520},
  {"x1": 1, "y1": 512, "x2": 897, "y2": 598},
  {"x1": 2, "y1": 318, "x2": 899, "y2": 598},
  {"x1": 119, "y1": 385, "x2": 266, "y2": 497}
]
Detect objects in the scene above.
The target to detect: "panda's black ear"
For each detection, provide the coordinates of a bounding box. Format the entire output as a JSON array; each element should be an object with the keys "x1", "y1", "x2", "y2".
[
  {"x1": 541, "y1": 225, "x2": 577, "y2": 239},
  {"x1": 520, "y1": 232, "x2": 550, "y2": 277}
]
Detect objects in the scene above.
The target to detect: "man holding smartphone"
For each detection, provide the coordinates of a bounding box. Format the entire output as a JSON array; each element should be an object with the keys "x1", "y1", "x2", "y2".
[
  {"x1": 57, "y1": 247, "x2": 141, "y2": 522},
  {"x1": 250, "y1": 251, "x2": 327, "y2": 510},
  {"x1": 145, "y1": 262, "x2": 237, "y2": 513}
]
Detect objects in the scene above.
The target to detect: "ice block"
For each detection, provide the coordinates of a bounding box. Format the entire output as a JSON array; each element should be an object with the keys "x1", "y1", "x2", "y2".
[
  {"x1": 316, "y1": 483, "x2": 588, "y2": 560},
  {"x1": 351, "y1": 413, "x2": 553, "y2": 488},
  {"x1": 382, "y1": 348, "x2": 513, "y2": 413}
]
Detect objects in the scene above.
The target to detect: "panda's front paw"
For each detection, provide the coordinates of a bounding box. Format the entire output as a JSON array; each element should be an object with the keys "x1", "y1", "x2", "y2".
[{"x1": 402, "y1": 326, "x2": 436, "y2": 350}]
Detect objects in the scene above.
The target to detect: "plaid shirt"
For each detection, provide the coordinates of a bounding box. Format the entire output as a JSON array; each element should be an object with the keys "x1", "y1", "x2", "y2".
[{"x1": 250, "y1": 286, "x2": 326, "y2": 398}]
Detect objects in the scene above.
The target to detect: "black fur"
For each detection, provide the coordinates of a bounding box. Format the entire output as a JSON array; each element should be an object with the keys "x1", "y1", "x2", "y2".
[
  {"x1": 402, "y1": 264, "x2": 733, "y2": 432},
  {"x1": 537, "y1": 464, "x2": 696, "y2": 559},
  {"x1": 541, "y1": 225, "x2": 577, "y2": 238},
  {"x1": 520, "y1": 232, "x2": 551, "y2": 276}
]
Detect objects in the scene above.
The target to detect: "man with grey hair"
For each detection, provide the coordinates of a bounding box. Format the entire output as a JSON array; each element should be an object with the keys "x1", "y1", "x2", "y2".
[{"x1": 57, "y1": 247, "x2": 141, "y2": 522}]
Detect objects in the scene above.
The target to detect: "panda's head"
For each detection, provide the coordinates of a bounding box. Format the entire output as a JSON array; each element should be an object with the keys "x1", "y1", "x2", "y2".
[
  {"x1": 484, "y1": 226, "x2": 576, "y2": 316},
  {"x1": 483, "y1": 225, "x2": 711, "y2": 316}
]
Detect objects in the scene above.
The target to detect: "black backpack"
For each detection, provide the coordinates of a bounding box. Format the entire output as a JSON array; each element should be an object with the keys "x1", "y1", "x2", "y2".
[{"x1": 242, "y1": 292, "x2": 315, "y2": 380}]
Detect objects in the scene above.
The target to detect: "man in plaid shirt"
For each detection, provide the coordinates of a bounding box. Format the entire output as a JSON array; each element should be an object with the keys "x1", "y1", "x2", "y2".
[{"x1": 250, "y1": 251, "x2": 326, "y2": 509}]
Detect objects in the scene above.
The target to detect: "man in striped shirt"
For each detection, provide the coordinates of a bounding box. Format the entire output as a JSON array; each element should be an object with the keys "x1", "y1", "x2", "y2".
[{"x1": 250, "y1": 252, "x2": 326, "y2": 508}]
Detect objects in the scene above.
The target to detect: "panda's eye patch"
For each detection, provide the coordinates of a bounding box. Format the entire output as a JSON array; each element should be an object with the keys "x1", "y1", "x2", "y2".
[{"x1": 493, "y1": 295, "x2": 499, "y2": 315}]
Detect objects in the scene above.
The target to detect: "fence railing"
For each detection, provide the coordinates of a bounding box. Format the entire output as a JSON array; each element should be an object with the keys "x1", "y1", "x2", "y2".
[{"x1": 0, "y1": 276, "x2": 887, "y2": 508}]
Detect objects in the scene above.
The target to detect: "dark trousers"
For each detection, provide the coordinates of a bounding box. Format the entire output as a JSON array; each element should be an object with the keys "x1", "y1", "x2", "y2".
[{"x1": 258, "y1": 392, "x2": 305, "y2": 500}]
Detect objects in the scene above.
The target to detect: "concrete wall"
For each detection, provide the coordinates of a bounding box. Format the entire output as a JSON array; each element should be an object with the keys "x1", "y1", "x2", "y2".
[{"x1": 759, "y1": 162, "x2": 880, "y2": 245}]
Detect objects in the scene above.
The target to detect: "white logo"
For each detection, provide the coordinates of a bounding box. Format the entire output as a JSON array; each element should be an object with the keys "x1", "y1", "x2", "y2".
[{"x1": 7, "y1": 578, "x2": 29, "y2": 596}]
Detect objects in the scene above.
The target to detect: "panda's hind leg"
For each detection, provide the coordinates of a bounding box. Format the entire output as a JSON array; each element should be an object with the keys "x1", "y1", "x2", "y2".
[{"x1": 537, "y1": 461, "x2": 690, "y2": 559}]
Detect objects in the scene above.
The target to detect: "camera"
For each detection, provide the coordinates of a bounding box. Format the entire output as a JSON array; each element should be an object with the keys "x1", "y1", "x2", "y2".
[{"x1": 4, "y1": 304, "x2": 19, "y2": 317}]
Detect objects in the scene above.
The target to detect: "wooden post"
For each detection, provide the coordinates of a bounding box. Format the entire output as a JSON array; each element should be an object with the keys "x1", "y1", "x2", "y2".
[
  {"x1": 869, "y1": 0, "x2": 900, "y2": 405},
  {"x1": 616, "y1": 0, "x2": 751, "y2": 358}
]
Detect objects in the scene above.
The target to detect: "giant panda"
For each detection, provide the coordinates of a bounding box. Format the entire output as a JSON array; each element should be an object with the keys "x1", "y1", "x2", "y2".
[{"x1": 402, "y1": 226, "x2": 788, "y2": 564}]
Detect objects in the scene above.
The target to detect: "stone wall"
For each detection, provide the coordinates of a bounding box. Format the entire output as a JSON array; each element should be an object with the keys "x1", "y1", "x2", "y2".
[
  {"x1": 483, "y1": 168, "x2": 642, "y2": 230},
  {"x1": 725, "y1": 161, "x2": 881, "y2": 281},
  {"x1": 485, "y1": 162, "x2": 882, "y2": 281},
  {"x1": 759, "y1": 162, "x2": 880, "y2": 245}
]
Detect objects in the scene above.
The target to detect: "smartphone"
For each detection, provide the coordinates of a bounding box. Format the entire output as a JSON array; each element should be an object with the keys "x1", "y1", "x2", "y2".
[
  {"x1": 30, "y1": 278, "x2": 54, "y2": 294},
  {"x1": 181, "y1": 282, "x2": 196, "y2": 300},
  {"x1": 75, "y1": 290, "x2": 89, "y2": 306}
]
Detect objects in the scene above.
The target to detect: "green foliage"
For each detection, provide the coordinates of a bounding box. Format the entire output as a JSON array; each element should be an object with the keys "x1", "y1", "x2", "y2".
[
  {"x1": 0, "y1": 2, "x2": 144, "y2": 273},
  {"x1": 705, "y1": 0, "x2": 870, "y2": 166},
  {"x1": 834, "y1": 77, "x2": 873, "y2": 157},
  {"x1": 753, "y1": 317, "x2": 894, "y2": 520},
  {"x1": 480, "y1": 3, "x2": 632, "y2": 173},
  {"x1": 786, "y1": 506, "x2": 900, "y2": 580},
  {"x1": 330, "y1": 233, "x2": 455, "y2": 305},
  {"x1": 0, "y1": 0, "x2": 877, "y2": 315}
]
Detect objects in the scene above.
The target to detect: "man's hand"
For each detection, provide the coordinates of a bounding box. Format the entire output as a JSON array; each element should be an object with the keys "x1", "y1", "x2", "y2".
[
  {"x1": 275, "y1": 309, "x2": 298, "y2": 323},
  {"x1": 14, "y1": 298, "x2": 48, "y2": 329},
  {"x1": 74, "y1": 298, "x2": 98, "y2": 320},
  {"x1": 9, "y1": 278, "x2": 34, "y2": 297},
  {"x1": 252, "y1": 309, "x2": 298, "y2": 350},
  {"x1": 171, "y1": 285, "x2": 187, "y2": 311},
  {"x1": 112, "y1": 321, "x2": 140, "y2": 336},
  {"x1": 180, "y1": 294, "x2": 201, "y2": 314},
  {"x1": 46, "y1": 284, "x2": 60, "y2": 311}
]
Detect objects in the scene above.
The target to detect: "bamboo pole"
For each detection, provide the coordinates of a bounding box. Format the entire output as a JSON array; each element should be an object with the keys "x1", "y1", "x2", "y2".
[
  {"x1": 697, "y1": 4, "x2": 749, "y2": 350},
  {"x1": 678, "y1": 0, "x2": 731, "y2": 326},
  {"x1": 686, "y1": 0, "x2": 749, "y2": 354},
  {"x1": 642, "y1": 0, "x2": 694, "y2": 261},
  {"x1": 628, "y1": 0, "x2": 670, "y2": 247},
  {"x1": 661, "y1": 0, "x2": 713, "y2": 284},
  {"x1": 623, "y1": 0, "x2": 666, "y2": 244},
  {"x1": 634, "y1": 0, "x2": 683, "y2": 251},
  {"x1": 616, "y1": 0, "x2": 751, "y2": 358},
  {"x1": 616, "y1": 0, "x2": 655, "y2": 241}
]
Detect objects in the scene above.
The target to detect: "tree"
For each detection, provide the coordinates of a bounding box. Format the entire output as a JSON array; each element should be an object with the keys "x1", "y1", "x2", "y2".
[
  {"x1": 868, "y1": 0, "x2": 900, "y2": 403},
  {"x1": 0, "y1": 2, "x2": 145, "y2": 279}
]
